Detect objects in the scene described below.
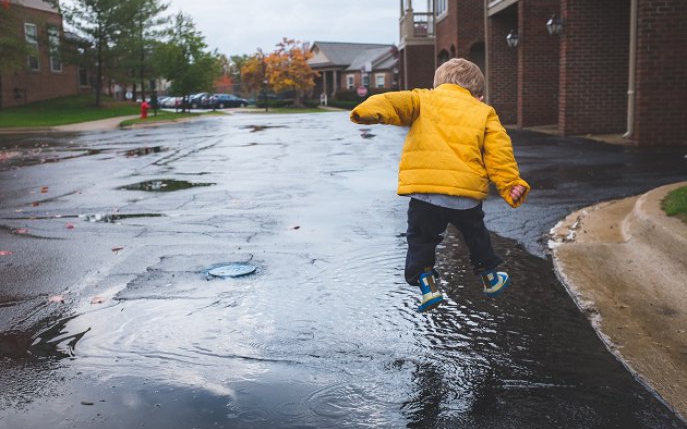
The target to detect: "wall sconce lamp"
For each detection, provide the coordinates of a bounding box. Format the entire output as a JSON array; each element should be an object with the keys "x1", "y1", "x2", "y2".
[
  {"x1": 546, "y1": 14, "x2": 564, "y2": 35},
  {"x1": 506, "y1": 29, "x2": 519, "y2": 48}
]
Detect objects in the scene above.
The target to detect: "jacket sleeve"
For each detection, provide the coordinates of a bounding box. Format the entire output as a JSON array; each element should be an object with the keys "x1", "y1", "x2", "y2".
[
  {"x1": 483, "y1": 108, "x2": 531, "y2": 208},
  {"x1": 350, "y1": 90, "x2": 421, "y2": 126}
]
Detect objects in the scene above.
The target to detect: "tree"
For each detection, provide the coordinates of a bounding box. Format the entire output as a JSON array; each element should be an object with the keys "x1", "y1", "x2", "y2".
[
  {"x1": 153, "y1": 12, "x2": 221, "y2": 112},
  {"x1": 265, "y1": 38, "x2": 318, "y2": 107},
  {"x1": 0, "y1": 3, "x2": 29, "y2": 74},
  {"x1": 118, "y1": 0, "x2": 168, "y2": 100},
  {"x1": 62, "y1": 0, "x2": 133, "y2": 107},
  {"x1": 0, "y1": 3, "x2": 27, "y2": 109},
  {"x1": 229, "y1": 54, "x2": 249, "y2": 91},
  {"x1": 240, "y1": 50, "x2": 268, "y2": 97}
]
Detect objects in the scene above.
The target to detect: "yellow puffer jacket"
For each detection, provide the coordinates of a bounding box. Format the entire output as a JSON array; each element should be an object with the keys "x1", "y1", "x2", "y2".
[{"x1": 350, "y1": 84, "x2": 530, "y2": 208}]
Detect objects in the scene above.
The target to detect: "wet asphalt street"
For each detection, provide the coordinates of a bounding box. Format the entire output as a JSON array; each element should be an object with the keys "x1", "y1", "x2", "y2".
[{"x1": 1, "y1": 112, "x2": 686, "y2": 429}]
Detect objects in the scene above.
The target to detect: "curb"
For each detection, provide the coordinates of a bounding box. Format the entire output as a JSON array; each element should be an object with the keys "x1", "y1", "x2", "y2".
[
  {"x1": 626, "y1": 182, "x2": 687, "y2": 258},
  {"x1": 549, "y1": 181, "x2": 687, "y2": 423}
]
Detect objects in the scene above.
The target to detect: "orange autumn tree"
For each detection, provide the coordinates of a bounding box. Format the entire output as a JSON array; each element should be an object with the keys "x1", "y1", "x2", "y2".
[
  {"x1": 265, "y1": 38, "x2": 318, "y2": 108},
  {"x1": 240, "y1": 49, "x2": 269, "y2": 98}
]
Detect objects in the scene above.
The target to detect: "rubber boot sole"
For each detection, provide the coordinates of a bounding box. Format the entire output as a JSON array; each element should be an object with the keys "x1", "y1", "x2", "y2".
[
  {"x1": 484, "y1": 276, "x2": 511, "y2": 298},
  {"x1": 417, "y1": 295, "x2": 444, "y2": 312}
]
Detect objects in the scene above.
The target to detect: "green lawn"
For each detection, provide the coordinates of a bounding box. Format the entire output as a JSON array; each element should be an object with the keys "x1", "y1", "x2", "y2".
[
  {"x1": 662, "y1": 186, "x2": 687, "y2": 224},
  {"x1": 0, "y1": 94, "x2": 139, "y2": 127}
]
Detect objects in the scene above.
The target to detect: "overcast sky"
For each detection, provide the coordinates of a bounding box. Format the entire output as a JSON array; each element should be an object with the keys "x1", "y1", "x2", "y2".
[{"x1": 165, "y1": 0, "x2": 399, "y2": 57}]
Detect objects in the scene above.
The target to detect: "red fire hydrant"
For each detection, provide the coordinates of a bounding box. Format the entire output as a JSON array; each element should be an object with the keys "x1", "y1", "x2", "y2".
[{"x1": 140, "y1": 100, "x2": 150, "y2": 119}]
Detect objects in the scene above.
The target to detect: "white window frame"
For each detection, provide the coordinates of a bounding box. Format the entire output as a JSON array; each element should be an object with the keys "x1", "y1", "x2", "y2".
[
  {"x1": 346, "y1": 74, "x2": 355, "y2": 89},
  {"x1": 436, "y1": 0, "x2": 448, "y2": 18},
  {"x1": 25, "y1": 23, "x2": 39, "y2": 71},
  {"x1": 48, "y1": 25, "x2": 62, "y2": 73},
  {"x1": 362, "y1": 73, "x2": 369, "y2": 87},
  {"x1": 375, "y1": 73, "x2": 385, "y2": 88}
]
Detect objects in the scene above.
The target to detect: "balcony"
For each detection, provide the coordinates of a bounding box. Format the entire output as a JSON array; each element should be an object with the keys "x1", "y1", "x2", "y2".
[{"x1": 400, "y1": 10, "x2": 435, "y2": 40}]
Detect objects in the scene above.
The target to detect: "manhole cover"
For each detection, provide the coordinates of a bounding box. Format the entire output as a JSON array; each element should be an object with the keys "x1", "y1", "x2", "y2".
[{"x1": 206, "y1": 263, "x2": 256, "y2": 279}]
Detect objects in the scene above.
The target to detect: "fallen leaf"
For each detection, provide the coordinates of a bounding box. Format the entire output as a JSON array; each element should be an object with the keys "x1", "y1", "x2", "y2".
[
  {"x1": 31, "y1": 202, "x2": 40, "y2": 207},
  {"x1": 90, "y1": 296, "x2": 106, "y2": 304},
  {"x1": 48, "y1": 295, "x2": 64, "y2": 303},
  {"x1": 40, "y1": 186, "x2": 49, "y2": 193},
  {"x1": 65, "y1": 222, "x2": 75, "y2": 229},
  {"x1": 13, "y1": 228, "x2": 28, "y2": 234},
  {"x1": 111, "y1": 246, "x2": 124, "y2": 252},
  {"x1": 0, "y1": 250, "x2": 13, "y2": 256},
  {"x1": 291, "y1": 225, "x2": 300, "y2": 230}
]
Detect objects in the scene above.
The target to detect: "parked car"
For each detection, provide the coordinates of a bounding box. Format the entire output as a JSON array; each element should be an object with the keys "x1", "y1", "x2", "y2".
[
  {"x1": 208, "y1": 93, "x2": 248, "y2": 109},
  {"x1": 188, "y1": 92, "x2": 209, "y2": 109}
]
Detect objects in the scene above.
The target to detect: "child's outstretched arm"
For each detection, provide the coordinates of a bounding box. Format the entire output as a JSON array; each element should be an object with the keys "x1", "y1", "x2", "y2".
[
  {"x1": 350, "y1": 90, "x2": 421, "y2": 126},
  {"x1": 482, "y1": 108, "x2": 531, "y2": 208}
]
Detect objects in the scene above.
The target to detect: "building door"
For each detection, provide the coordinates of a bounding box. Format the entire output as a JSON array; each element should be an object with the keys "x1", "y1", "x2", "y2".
[{"x1": 470, "y1": 42, "x2": 485, "y2": 75}]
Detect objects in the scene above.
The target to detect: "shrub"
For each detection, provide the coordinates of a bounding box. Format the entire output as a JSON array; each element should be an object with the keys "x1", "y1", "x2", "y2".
[
  {"x1": 334, "y1": 88, "x2": 391, "y2": 102},
  {"x1": 327, "y1": 99, "x2": 360, "y2": 110}
]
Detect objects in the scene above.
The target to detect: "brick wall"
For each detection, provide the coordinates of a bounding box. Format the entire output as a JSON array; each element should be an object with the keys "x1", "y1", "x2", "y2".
[
  {"x1": 560, "y1": 0, "x2": 629, "y2": 135},
  {"x1": 456, "y1": 0, "x2": 485, "y2": 63},
  {"x1": 518, "y1": 0, "x2": 560, "y2": 127},
  {"x1": 402, "y1": 45, "x2": 435, "y2": 89},
  {"x1": 436, "y1": 0, "x2": 458, "y2": 60},
  {"x1": 634, "y1": 0, "x2": 687, "y2": 146},
  {"x1": 0, "y1": 6, "x2": 80, "y2": 109},
  {"x1": 488, "y1": 7, "x2": 518, "y2": 124}
]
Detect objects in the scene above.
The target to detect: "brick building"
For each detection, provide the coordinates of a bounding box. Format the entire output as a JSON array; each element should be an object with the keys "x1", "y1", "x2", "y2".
[
  {"x1": 0, "y1": 0, "x2": 85, "y2": 110},
  {"x1": 309, "y1": 42, "x2": 399, "y2": 98},
  {"x1": 399, "y1": 0, "x2": 687, "y2": 146}
]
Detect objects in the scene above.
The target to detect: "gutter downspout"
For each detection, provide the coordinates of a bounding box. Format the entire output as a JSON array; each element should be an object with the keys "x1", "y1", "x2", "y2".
[
  {"x1": 624, "y1": 0, "x2": 638, "y2": 139},
  {"x1": 484, "y1": 0, "x2": 490, "y2": 103}
]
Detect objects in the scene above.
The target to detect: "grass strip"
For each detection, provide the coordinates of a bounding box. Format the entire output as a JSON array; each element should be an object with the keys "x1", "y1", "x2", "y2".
[{"x1": 662, "y1": 186, "x2": 687, "y2": 224}]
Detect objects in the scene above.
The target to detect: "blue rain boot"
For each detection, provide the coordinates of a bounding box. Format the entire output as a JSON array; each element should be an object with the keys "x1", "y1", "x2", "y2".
[
  {"x1": 480, "y1": 269, "x2": 510, "y2": 297},
  {"x1": 417, "y1": 268, "x2": 444, "y2": 312}
]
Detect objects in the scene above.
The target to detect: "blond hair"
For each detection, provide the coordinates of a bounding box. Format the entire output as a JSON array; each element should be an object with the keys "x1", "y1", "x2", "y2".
[{"x1": 433, "y1": 58, "x2": 485, "y2": 97}]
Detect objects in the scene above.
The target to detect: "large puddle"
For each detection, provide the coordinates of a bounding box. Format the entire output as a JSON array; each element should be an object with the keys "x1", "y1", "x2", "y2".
[{"x1": 1, "y1": 114, "x2": 686, "y2": 428}]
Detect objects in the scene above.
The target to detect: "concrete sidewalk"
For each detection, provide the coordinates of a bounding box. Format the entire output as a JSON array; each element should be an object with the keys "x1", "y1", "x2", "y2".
[
  {"x1": 0, "y1": 115, "x2": 138, "y2": 134},
  {"x1": 550, "y1": 181, "x2": 687, "y2": 421}
]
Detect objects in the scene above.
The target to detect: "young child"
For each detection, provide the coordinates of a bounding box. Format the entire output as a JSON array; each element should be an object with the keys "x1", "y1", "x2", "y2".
[{"x1": 350, "y1": 58, "x2": 529, "y2": 312}]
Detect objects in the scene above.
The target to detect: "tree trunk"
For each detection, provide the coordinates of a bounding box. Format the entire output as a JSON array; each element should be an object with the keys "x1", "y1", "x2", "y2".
[
  {"x1": 293, "y1": 90, "x2": 304, "y2": 108},
  {"x1": 139, "y1": 24, "x2": 146, "y2": 100},
  {"x1": 95, "y1": 37, "x2": 103, "y2": 107}
]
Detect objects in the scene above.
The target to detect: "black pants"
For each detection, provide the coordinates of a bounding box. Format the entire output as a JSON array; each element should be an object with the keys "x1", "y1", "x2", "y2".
[{"x1": 405, "y1": 198, "x2": 502, "y2": 285}]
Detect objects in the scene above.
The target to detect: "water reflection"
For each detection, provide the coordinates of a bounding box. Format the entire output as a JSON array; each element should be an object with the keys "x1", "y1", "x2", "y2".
[
  {"x1": 119, "y1": 179, "x2": 215, "y2": 192},
  {"x1": 0, "y1": 315, "x2": 89, "y2": 359}
]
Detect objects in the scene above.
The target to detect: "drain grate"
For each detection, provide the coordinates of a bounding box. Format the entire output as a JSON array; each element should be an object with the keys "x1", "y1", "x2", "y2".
[{"x1": 206, "y1": 263, "x2": 256, "y2": 279}]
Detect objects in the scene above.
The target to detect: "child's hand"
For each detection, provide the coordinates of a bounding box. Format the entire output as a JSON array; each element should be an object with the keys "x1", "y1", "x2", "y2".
[
  {"x1": 351, "y1": 111, "x2": 379, "y2": 125},
  {"x1": 509, "y1": 185, "x2": 527, "y2": 203}
]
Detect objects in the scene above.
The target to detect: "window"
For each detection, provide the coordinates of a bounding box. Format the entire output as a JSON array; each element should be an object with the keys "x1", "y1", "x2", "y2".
[
  {"x1": 47, "y1": 25, "x2": 61, "y2": 72},
  {"x1": 24, "y1": 23, "x2": 39, "y2": 71},
  {"x1": 346, "y1": 74, "x2": 355, "y2": 89},
  {"x1": 362, "y1": 73, "x2": 369, "y2": 87},
  {"x1": 375, "y1": 73, "x2": 385, "y2": 88},
  {"x1": 436, "y1": 0, "x2": 447, "y2": 16}
]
